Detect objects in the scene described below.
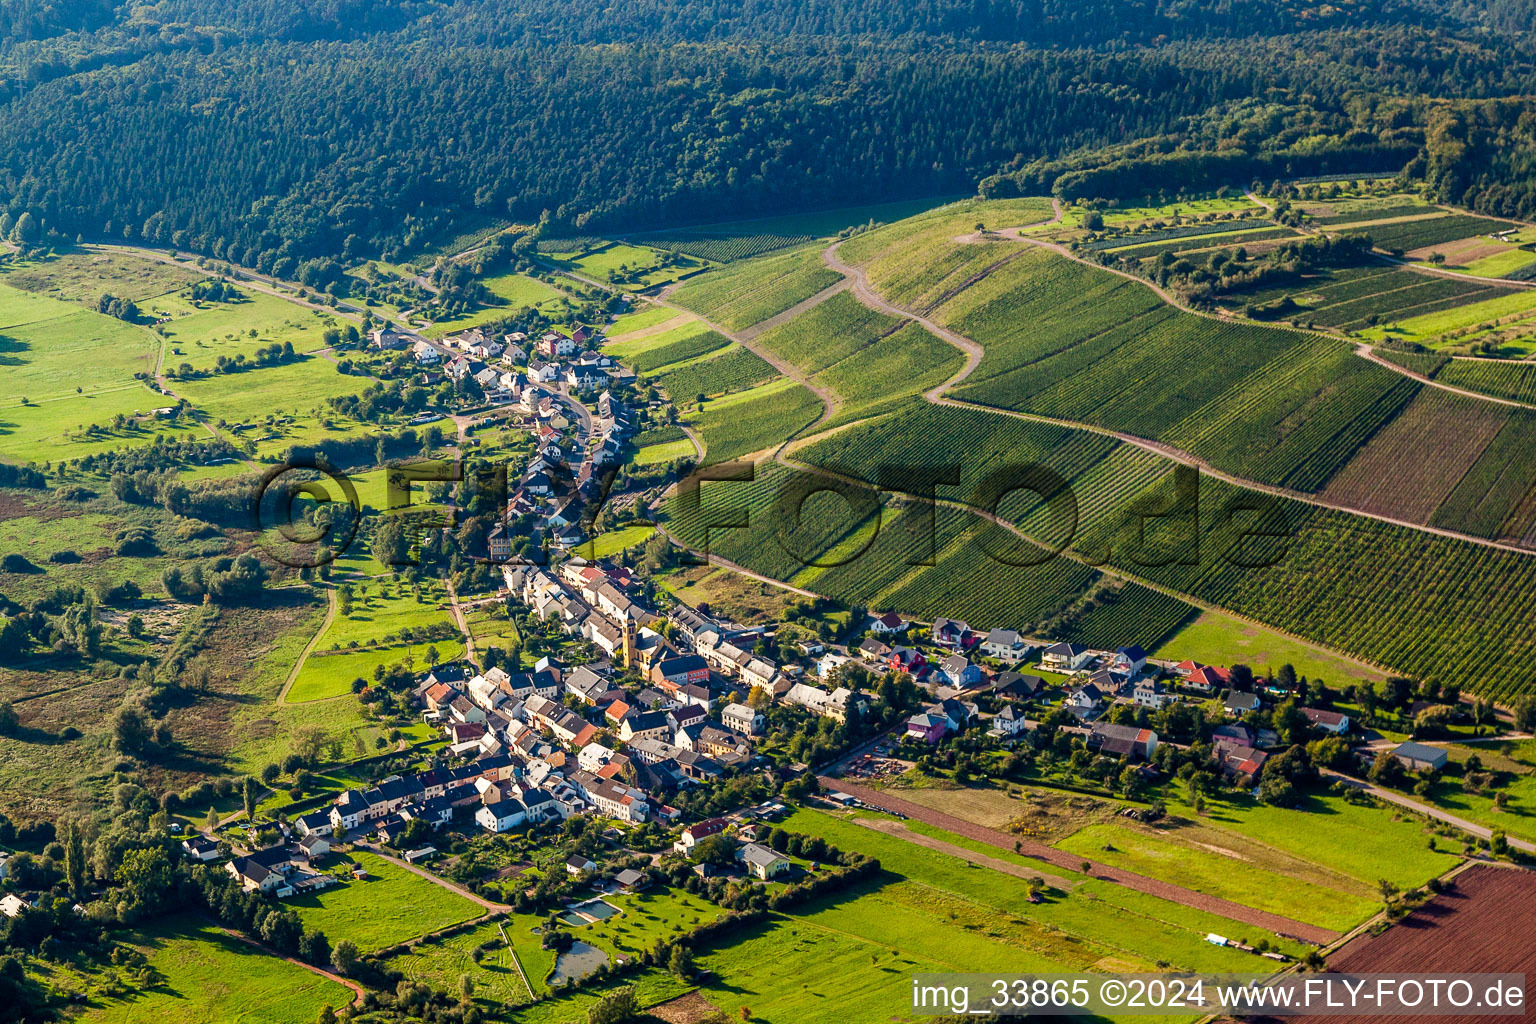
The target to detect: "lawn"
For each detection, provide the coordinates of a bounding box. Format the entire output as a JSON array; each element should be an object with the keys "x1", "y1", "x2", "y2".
[
  {"x1": 632, "y1": 438, "x2": 695, "y2": 466},
  {"x1": 288, "y1": 851, "x2": 483, "y2": 952},
  {"x1": 1154, "y1": 608, "x2": 1386, "y2": 691},
  {"x1": 74, "y1": 916, "x2": 351, "y2": 1024},
  {"x1": 575, "y1": 524, "x2": 656, "y2": 560}
]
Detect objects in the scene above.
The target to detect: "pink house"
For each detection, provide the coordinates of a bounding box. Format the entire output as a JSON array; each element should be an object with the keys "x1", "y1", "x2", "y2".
[{"x1": 905, "y1": 711, "x2": 948, "y2": 744}]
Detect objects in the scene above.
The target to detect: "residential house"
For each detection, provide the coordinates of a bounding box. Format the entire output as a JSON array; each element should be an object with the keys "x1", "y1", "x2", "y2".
[
  {"x1": 1088, "y1": 722, "x2": 1159, "y2": 761},
  {"x1": 936, "y1": 654, "x2": 983, "y2": 689},
  {"x1": 867, "y1": 611, "x2": 908, "y2": 635},
  {"x1": 1213, "y1": 740, "x2": 1269, "y2": 787},
  {"x1": 1184, "y1": 665, "x2": 1231, "y2": 693},
  {"x1": 989, "y1": 672, "x2": 1045, "y2": 701},
  {"x1": 182, "y1": 835, "x2": 220, "y2": 862},
  {"x1": 987, "y1": 705, "x2": 1030, "y2": 739},
  {"x1": 1301, "y1": 708, "x2": 1350, "y2": 734},
  {"x1": 673, "y1": 817, "x2": 728, "y2": 855},
  {"x1": 412, "y1": 340, "x2": 442, "y2": 364},
  {"x1": 565, "y1": 854, "x2": 597, "y2": 876},
  {"x1": 1103, "y1": 644, "x2": 1144, "y2": 675},
  {"x1": 905, "y1": 711, "x2": 948, "y2": 744},
  {"x1": 930, "y1": 617, "x2": 971, "y2": 649},
  {"x1": 737, "y1": 842, "x2": 791, "y2": 880},
  {"x1": 981, "y1": 628, "x2": 1029, "y2": 662},
  {"x1": 1042, "y1": 642, "x2": 1092, "y2": 672},
  {"x1": 619, "y1": 710, "x2": 673, "y2": 744},
  {"x1": 1132, "y1": 680, "x2": 1173, "y2": 710},
  {"x1": 1221, "y1": 689, "x2": 1263, "y2": 716},
  {"x1": 721, "y1": 702, "x2": 763, "y2": 735}
]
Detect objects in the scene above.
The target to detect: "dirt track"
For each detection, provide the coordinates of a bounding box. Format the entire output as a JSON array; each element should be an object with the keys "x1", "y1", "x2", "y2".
[{"x1": 818, "y1": 778, "x2": 1340, "y2": 946}]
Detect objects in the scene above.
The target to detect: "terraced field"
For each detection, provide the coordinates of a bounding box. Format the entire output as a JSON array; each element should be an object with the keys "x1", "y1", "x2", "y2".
[
  {"x1": 1319, "y1": 389, "x2": 1509, "y2": 522},
  {"x1": 666, "y1": 245, "x2": 842, "y2": 331},
  {"x1": 813, "y1": 321, "x2": 965, "y2": 428}
]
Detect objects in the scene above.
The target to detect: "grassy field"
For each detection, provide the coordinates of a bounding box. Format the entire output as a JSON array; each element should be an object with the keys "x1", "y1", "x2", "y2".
[
  {"x1": 159, "y1": 290, "x2": 342, "y2": 371},
  {"x1": 286, "y1": 581, "x2": 461, "y2": 702},
  {"x1": 72, "y1": 916, "x2": 351, "y2": 1024},
  {"x1": 1054, "y1": 822, "x2": 1376, "y2": 931},
  {"x1": 1154, "y1": 608, "x2": 1386, "y2": 690},
  {"x1": 424, "y1": 271, "x2": 569, "y2": 336},
  {"x1": 632, "y1": 437, "x2": 695, "y2": 465},
  {"x1": 1, "y1": 248, "x2": 203, "y2": 304},
  {"x1": 1364, "y1": 289, "x2": 1536, "y2": 346},
  {"x1": 575, "y1": 524, "x2": 656, "y2": 560},
  {"x1": 387, "y1": 919, "x2": 538, "y2": 1007},
  {"x1": 170, "y1": 356, "x2": 370, "y2": 428},
  {"x1": 288, "y1": 851, "x2": 482, "y2": 952}
]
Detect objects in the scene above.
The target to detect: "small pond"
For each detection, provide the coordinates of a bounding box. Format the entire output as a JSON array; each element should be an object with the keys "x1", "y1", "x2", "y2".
[{"x1": 549, "y1": 940, "x2": 608, "y2": 984}]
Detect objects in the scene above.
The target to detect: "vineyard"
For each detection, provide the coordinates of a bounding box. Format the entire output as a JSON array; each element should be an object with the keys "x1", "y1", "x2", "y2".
[
  {"x1": 634, "y1": 423, "x2": 688, "y2": 447},
  {"x1": 1311, "y1": 205, "x2": 1440, "y2": 226},
  {"x1": 839, "y1": 196, "x2": 1055, "y2": 312},
  {"x1": 651, "y1": 344, "x2": 777, "y2": 404},
  {"x1": 1120, "y1": 475, "x2": 1536, "y2": 700},
  {"x1": 613, "y1": 323, "x2": 731, "y2": 374},
  {"x1": 634, "y1": 231, "x2": 814, "y2": 263},
  {"x1": 1345, "y1": 214, "x2": 1519, "y2": 252},
  {"x1": 1375, "y1": 348, "x2": 1450, "y2": 377},
  {"x1": 1109, "y1": 226, "x2": 1297, "y2": 259},
  {"x1": 1225, "y1": 265, "x2": 1494, "y2": 333},
  {"x1": 666, "y1": 245, "x2": 842, "y2": 332},
  {"x1": 1318, "y1": 389, "x2": 1509, "y2": 522},
  {"x1": 936, "y1": 247, "x2": 1167, "y2": 388},
  {"x1": 813, "y1": 322, "x2": 965, "y2": 428},
  {"x1": 1162, "y1": 339, "x2": 1421, "y2": 491},
  {"x1": 754, "y1": 290, "x2": 904, "y2": 373},
  {"x1": 1428, "y1": 411, "x2": 1536, "y2": 541},
  {"x1": 1434, "y1": 359, "x2": 1536, "y2": 404},
  {"x1": 686, "y1": 377, "x2": 823, "y2": 465},
  {"x1": 1081, "y1": 217, "x2": 1275, "y2": 251}
]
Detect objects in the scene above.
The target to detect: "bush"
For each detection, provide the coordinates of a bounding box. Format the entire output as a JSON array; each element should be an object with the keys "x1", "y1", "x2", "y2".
[{"x1": 0, "y1": 553, "x2": 38, "y2": 573}]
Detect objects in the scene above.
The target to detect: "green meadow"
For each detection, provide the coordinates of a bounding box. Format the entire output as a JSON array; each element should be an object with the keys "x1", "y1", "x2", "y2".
[
  {"x1": 288, "y1": 851, "x2": 482, "y2": 952},
  {"x1": 72, "y1": 916, "x2": 351, "y2": 1024}
]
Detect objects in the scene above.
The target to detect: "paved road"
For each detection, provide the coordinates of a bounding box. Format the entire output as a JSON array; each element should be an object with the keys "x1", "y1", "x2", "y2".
[
  {"x1": 818, "y1": 777, "x2": 1340, "y2": 945},
  {"x1": 1322, "y1": 770, "x2": 1536, "y2": 854}
]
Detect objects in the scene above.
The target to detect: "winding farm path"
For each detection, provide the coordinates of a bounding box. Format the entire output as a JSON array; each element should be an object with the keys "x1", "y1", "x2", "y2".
[
  {"x1": 818, "y1": 779, "x2": 1340, "y2": 945},
  {"x1": 816, "y1": 234, "x2": 1536, "y2": 559},
  {"x1": 1353, "y1": 342, "x2": 1536, "y2": 411}
]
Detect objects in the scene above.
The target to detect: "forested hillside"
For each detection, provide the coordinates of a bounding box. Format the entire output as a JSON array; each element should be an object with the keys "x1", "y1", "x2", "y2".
[{"x1": 0, "y1": 0, "x2": 1533, "y2": 264}]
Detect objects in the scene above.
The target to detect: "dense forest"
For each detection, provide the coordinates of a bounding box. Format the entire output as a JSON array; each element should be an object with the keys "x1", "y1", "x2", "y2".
[{"x1": 0, "y1": 0, "x2": 1533, "y2": 262}]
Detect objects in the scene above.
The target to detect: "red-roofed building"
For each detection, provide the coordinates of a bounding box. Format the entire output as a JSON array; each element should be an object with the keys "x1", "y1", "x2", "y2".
[
  {"x1": 1185, "y1": 665, "x2": 1232, "y2": 693},
  {"x1": 673, "y1": 817, "x2": 728, "y2": 854}
]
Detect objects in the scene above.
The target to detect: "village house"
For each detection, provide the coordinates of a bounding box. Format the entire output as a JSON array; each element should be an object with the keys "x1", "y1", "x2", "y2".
[
  {"x1": 1042, "y1": 642, "x2": 1093, "y2": 672},
  {"x1": 1301, "y1": 707, "x2": 1350, "y2": 734},
  {"x1": 737, "y1": 842, "x2": 791, "y2": 880},
  {"x1": 673, "y1": 816, "x2": 728, "y2": 855},
  {"x1": 987, "y1": 705, "x2": 1031, "y2": 739},
  {"x1": 721, "y1": 702, "x2": 764, "y2": 735},
  {"x1": 866, "y1": 611, "x2": 908, "y2": 635},
  {"x1": 930, "y1": 617, "x2": 971, "y2": 649},
  {"x1": 981, "y1": 628, "x2": 1029, "y2": 662},
  {"x1": 1088, "y1": 722, "x2": 1159, "y2": 761}
]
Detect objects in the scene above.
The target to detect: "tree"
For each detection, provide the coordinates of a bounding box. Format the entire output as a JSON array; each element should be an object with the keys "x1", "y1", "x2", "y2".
[
  {"x1": 205, "y1": 806, "x2": 220, "y2": 830},
  {"x1": 668, "y1": 944, "x2": 694, "y2": 981},
  {"x1": 331, "y1": 939, "x2": 360, "y2": 976},
  {"x1": 242, "y1": 776, "x2": 258, "y2": 820},
  {"x1": 587, "y1": 986, "x2": 638, "y2": 1024},
  {"x1": 10, "y1": 211, "x2": 39, "y2": 246},
  {"x1": 63, "y1": 821, "x2": 86, "y2": 897},
  {"x1": 1514, "y1": 696, "x2": 1536, "y2": 733}
]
